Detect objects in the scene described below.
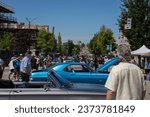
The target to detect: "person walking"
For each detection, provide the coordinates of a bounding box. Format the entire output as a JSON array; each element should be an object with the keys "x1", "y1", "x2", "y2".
[
  {"x1": 43, "y1": 54, "x2": 52, "y2": 69},
  {"x1": 13, "y1": 55, "x2": 21, "y2": 81},
  {"x1": 8, "y1": 56, "x2": 16, "y2": 80},
  {"x1": 35, "y1": 55, "x2": 40, "y2": 70},
  {"x1": 105, "y1": 44, "x2": 146, "y2": 100},
  {"x1": 20, "y1": 50, "x2": 32, "y2": 82}
]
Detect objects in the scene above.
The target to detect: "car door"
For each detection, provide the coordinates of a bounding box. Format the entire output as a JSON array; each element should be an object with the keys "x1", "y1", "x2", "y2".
[
  {"x1": 60, "y1": 64, "x2": 107, "y2": 84},
  {"x1": 72, "y1": 71, "x2": 108, "y2": 85},
  {"x1": 58, "y1": 64, "x2": 90, "y2": 83}
]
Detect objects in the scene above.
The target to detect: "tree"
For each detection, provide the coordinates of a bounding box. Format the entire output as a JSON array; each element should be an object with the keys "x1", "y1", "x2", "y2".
[
  {"x1": 51, "y1": 26, "x2": 57, "y2": 52},
  {"x1": 0, "y1": 32, "x2": 13, "y2": 51},
  {"x1": 57, "y1": 32, "x2": 62, "y2": 53},
  {"x1": 62, "y1": 40, "x2": 74, "y2": 55},
  {"x1": 72, "y1": 44, "x2": 80, "y2": 55},
  {"x1": 37, "y1": 29, "x2": 55, "y2": 54},
  {"x1": 89, "y1": 25, "x2": 116, "y2": 55},
  {"x1": 118, "y1": 0, "x2": 150, "y2": 50},
  {"x1": 67, "y1": 40, "x2": 74, "y2": 55}
]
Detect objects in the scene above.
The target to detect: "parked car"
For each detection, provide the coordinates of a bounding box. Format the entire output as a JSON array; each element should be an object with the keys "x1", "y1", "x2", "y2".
[
  {"x1": 0, "y1": 70, "x2": 106, "y2": 100},
  {"x1": 30, "y1": 57, "x2": 120, "y2": 85}
]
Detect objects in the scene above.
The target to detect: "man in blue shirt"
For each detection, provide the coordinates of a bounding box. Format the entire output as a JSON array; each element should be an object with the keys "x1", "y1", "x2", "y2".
[{"x1": 20, "y1": 50, "x2": 32, "y2": 82}]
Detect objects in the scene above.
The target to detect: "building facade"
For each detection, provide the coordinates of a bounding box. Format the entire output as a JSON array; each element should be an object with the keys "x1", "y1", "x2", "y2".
[{"x1": 0, "y1": 1, "x2": 49, "y2": 54}]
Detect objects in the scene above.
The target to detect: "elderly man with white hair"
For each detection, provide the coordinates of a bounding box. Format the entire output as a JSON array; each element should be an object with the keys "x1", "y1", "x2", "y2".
[{"x1": 105, "y1": 44, "x2": 146, "y2": 100}]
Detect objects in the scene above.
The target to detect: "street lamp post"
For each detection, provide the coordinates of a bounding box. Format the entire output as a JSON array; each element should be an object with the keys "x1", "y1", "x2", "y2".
[{"x1": 26, "y1": 17, "x2": 38, "y2": 29}]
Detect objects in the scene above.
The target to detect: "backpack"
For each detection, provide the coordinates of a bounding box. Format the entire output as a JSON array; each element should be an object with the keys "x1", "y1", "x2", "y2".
[{"x1": 13, "y1": 59, "x2": 21, "y2": 69}]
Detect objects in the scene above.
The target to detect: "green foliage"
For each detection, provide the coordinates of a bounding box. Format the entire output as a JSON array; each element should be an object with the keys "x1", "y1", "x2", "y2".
[
  {"x1": 62, "y1": 40, "x2": 74, "y2": 55},
  {"x1": 72, "y1": 44, "x2": 80, "y2": 55},
  {"x1": 57, "y1": 32, "x2": 62, "y2": 53},
  {"x1": 0, "y1": 32, "x2": 13, "y2": 51},
  {"x1": 89, "y1": 25, "x2": 116, "y2": 55},
  {"x1": 118, "y1": 0, "x2": 150, "y2": 50},
  {"x1": 61, "y1": 40, "x2": 82, "y2": 55},
  {"x1": 37, "y1": 29, "x2": 55, "y2": 53}
]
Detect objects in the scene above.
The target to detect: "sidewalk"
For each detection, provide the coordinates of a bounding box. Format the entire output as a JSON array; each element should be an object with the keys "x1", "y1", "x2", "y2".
[{"x1": 2, "y1": 66, "x2": 9, "y2": 80}]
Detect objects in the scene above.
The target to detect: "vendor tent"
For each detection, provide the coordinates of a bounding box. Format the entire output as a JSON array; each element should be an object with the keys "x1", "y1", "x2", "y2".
[{"x1": 131, "y1": 45, "x2": 150, "y2": 55}]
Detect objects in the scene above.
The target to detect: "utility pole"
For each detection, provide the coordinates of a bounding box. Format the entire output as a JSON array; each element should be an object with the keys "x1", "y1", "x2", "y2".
[
  {"x1": 26, "y1": 17, "x2": 37, "y2": 29},
  {"x1": 25, "y1": 17, "x2": 37, "y2": 51}
]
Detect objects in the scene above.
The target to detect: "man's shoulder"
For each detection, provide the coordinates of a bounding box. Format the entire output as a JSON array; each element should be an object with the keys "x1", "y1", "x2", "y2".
[{"x1": 112, "y1": 62, "x2": 141, "y2": 72}]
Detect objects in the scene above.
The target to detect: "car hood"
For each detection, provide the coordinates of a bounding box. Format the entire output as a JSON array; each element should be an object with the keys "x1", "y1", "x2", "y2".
[{"x1": 96, "y1": 57, "x2": 120, "y2": 72}]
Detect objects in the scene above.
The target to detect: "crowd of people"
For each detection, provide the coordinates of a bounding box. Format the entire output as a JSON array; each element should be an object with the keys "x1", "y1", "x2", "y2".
[
  {"x1": 8, "y1": 51, "x2": 32, "y2": 82},
  {"x1": 3, "y1": 45, "x2": 147, "y2": 100},
  {"x1": 7, "y1": 50, "x2": 113, "y2": 82}
]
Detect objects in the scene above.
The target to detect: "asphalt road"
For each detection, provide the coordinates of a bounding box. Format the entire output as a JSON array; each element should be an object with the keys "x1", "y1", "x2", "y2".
[{"x1": 1, "y1": 67, "x2": 150, "y2": 100}]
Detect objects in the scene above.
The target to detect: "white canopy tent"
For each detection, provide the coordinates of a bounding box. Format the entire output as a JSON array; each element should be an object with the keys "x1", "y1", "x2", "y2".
[
  {"x1": 131, "y1": 45, "x2": 150, "y2": 56},
  {"x1": 131, "y1": 45, "x2": 150, "y2": 69}
]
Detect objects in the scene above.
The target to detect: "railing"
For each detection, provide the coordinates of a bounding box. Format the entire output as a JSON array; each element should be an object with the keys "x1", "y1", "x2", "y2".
[{"x1": 0, "y1": 13, "x2": 17, "y2": 22}]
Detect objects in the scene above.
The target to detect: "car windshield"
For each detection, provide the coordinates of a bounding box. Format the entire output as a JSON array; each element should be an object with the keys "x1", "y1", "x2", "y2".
[
  {"x1": 63, "y1": 64, "x2": 94, "y2": 72},
  {"x1": 47, "y1": 63, "x2": 58, "y2": 70}
]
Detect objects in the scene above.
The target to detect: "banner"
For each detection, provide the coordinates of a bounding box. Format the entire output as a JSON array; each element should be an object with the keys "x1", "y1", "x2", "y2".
[{"x1": 0, "y1": 100, "x2": 149, "y2": 117}]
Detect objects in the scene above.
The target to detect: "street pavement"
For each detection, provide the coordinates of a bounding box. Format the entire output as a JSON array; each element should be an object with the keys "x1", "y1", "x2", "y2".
[
  {"x1": 2, "y1": 67, "x2": 9, "y2": 80},
  {"x1": 1, "y1": 67, "x2": 150, "y2": 100}
]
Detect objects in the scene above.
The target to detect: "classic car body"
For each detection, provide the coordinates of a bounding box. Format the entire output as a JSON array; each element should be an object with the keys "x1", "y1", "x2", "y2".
[
  {"x1": 0, "y1": 70, "x2": 106, "y2": 100},
  {"x1": 31, "y1": 57, "x2": 120, "y2": 85}
]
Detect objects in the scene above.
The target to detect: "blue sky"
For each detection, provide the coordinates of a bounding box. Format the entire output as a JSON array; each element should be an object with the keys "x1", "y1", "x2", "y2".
[{"x1": 3, "y1": 0, "x2": 122, "y2": 44}]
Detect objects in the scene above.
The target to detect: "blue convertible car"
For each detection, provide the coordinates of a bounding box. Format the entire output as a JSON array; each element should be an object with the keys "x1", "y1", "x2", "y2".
[{"x1": 30, "y1": 57, "x2": 120, "y2": 85}]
